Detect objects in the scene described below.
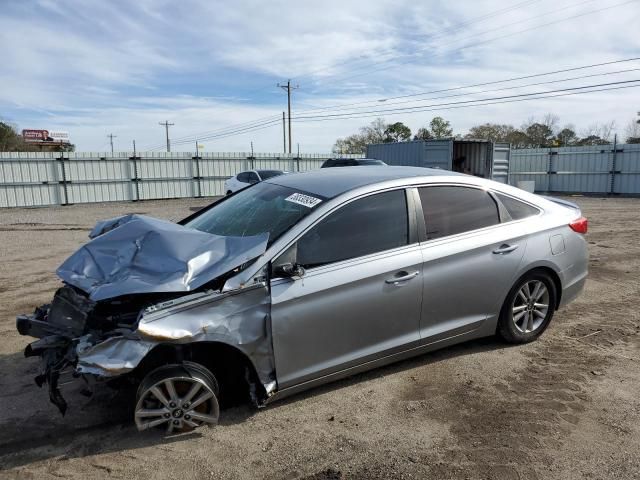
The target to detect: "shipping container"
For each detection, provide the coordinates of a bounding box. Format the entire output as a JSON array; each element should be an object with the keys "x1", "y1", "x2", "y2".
[{"x1": 366, "y1": 139, "x2": 511, "y2": 182}]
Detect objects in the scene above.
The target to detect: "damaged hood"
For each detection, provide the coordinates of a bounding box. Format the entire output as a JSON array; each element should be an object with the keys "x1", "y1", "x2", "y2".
[{"x1": 57, "y1": 214, "x2": 269, "y2": 301}]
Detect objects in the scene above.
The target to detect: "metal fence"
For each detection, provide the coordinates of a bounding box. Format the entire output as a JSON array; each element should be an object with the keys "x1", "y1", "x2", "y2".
[
  {"x1": 3, "y1": 145, "x2": 640, "y2": 208},
  {"x1": 509, "y1": 143, "x2": 640, "y2": 194},
  {"x1": 0, "y1": 152, "x2": 363, "y2": 208}
]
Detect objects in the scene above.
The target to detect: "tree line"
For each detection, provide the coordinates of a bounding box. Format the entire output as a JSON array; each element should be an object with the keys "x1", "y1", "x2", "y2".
[{"x1": 333, "y1": 113, "x2": 640, "y2": 154}]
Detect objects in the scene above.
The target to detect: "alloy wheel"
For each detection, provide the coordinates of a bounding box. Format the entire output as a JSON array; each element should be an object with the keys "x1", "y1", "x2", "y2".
[
  {"x1": 135, "y1": 375, "x2": 219, "y2": 433},
  {"x1": 511, "y1": 280, "x2": 550, "y2": 334}
]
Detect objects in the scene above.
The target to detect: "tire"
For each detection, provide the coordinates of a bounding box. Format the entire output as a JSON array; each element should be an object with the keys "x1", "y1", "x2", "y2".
[
  {"x1": 497, "y1": 271, "x2": 557, "y2": 344},
  {"x1": 226, "y1": 190, "x2": 233, "y2": 196},
  {"x1": 134, "y1": 362, "x2": 220, "y2": 433}
]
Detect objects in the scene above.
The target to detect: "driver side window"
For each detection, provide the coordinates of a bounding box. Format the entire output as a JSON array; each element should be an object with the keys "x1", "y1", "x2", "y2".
[{"x1": 294, "y1": 189, "x2": 409, "y2": 268}]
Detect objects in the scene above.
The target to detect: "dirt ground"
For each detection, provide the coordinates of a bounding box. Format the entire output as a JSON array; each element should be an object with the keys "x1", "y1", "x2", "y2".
[{"x1": 0, "y1": 196, "x2": 638, "y2": 479}]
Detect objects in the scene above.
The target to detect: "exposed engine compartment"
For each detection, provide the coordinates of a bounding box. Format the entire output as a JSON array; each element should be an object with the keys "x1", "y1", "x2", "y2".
[{"x1": 16, "y1": 286, "x2": 175, "y2": 414}]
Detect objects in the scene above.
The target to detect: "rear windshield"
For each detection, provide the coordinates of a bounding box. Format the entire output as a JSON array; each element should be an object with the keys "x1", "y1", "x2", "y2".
[
  {"x1": 257, "y1": 170, "x2": 286, "y2": 180},
  {"x1": 358, "y1": 160, "x2": 386, "y2": 165},
  {"x1": 184, "y1": 182, "x2": 324, "y2": 246}
]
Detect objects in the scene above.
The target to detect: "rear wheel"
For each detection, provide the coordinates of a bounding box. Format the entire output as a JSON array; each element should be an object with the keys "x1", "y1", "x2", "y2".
[
  {"x1": 498, "y1": 271, "x2": 557, "y2": 344},
  {"x1": 134, "y1": 362, "x2": 220, "y2": 433}
]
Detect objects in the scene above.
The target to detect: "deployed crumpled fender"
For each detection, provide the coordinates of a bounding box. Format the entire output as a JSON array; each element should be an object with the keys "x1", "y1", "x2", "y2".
[
  {"x1": 57, "y1": 214, "x2": 269, "y2": 301},
  {"x1": 76, "y1": 283, "x2": 276, "y2": 393}
]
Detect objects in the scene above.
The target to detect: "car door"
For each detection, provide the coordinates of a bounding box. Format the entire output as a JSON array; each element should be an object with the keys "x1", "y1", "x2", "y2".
[
  {"x1": 270, "y1": 189, "x2": 423, "y2": 388},
  {"x1": 415, "y1": 185, "x2": 527, "y2": 340}
]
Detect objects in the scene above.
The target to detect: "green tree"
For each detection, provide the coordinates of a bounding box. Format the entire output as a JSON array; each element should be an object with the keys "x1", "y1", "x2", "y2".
[
  {"x1": 555, "y1": 127, "x2": 578, "y2": 146},
  {"x1": 624, "y1": 115, "x2": 640, "y2": 143},
  {"x1": 465, "y1": 123, "x2": 515, "y2": 142},
  {"x1": 505, "y1": 130, "x2": 530, "y2": 148},
  {"x1": 383, "y1": 122, "x2": 411, "y2": 142},
  {"x1": 413, "y1": 127, "x2": 432, "y2": 141},
  {"x1": 0, "y1": 121, "x2": 28, "y2": 152},
  {"x1": 332, "y1": 135, "x2": 367, "y2": 154},
  {"x1": 332, "y1": 118, "x2": 389, "y2": 154},
  {"x1": 524, "y1": 123, "x2": 554, "y2": 147},
  {"x1": 577, "y1": 135, "x2": 610, "y2": 146},
  {"x1": 429, "y1": 116, "x2": 453, "y2": 139}
]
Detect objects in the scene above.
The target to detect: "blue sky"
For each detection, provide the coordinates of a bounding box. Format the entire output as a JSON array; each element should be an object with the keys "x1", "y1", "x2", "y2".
[{"x1": 1, "y1": 0, "x2": 639, "y2": 152}]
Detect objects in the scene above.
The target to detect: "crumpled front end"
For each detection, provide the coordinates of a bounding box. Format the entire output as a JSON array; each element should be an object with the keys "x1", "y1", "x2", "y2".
[{"x1": 16, "y1": 213, "x2": 276, "y2": 415}]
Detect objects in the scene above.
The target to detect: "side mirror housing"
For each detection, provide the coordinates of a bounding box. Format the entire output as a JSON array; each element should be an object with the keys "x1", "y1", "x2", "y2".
[{"x1": 273, "y1": 262, "x2": 305, "y2": 279}]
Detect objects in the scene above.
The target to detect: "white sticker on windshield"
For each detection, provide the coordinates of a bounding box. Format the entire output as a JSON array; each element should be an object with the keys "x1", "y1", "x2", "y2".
[{"x1": 285, "y1": 192, "x2": 322, "y2": 208}]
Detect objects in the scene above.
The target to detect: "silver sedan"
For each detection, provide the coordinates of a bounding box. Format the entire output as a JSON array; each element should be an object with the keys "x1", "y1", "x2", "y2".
[{"x1": 17, "y1": 166, "x2": 588, "y2": 432}]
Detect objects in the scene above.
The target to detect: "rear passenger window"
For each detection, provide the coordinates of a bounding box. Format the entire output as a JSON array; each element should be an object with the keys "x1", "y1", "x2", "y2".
[
  {"x1": 296, "y1": 190, "x2": 409, "y2": 267},
  {"x1": 494, "y1": 193, "x2": 540, "y2": 220},
  {"x1": 419, "y1": 186, "x2": 499, "y2": 240}
]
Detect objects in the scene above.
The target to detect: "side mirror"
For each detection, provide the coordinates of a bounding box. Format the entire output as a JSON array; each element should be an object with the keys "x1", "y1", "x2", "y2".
[{"x1": 273, "y1": 262, "x2": 305, "y2": 279}]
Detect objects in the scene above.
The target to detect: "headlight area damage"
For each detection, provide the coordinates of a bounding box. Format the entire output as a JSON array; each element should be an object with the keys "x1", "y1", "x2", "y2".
[{"x1": 16, "y1": 214, "x2": 274, "y2": 415}]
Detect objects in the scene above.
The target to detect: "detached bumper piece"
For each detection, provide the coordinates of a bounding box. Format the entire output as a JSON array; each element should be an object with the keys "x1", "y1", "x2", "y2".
[
  {"x1": 16, "y1": 287, "x2": 96, "y2": 415},
  {"x1": 23, "y1": 331, "x2": 75, "y2": 415}
]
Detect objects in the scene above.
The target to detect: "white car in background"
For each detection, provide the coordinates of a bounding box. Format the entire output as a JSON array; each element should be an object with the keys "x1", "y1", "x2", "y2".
[{"x1": 224, "y1": 169, "x2": 289, "y2": 194}]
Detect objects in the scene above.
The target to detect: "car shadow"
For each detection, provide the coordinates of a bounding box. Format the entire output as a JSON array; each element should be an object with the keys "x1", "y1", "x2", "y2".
[{"x1": 0, "y1": 335, "x2": 513, "y2": 470}]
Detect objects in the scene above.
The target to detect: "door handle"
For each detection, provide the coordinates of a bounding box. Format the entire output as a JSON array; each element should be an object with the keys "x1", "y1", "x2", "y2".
[
  {"x1": 492, "y1": 244, "x2": 519, "y2": 254},
  {"x1": 385, "y1": 271, "x2": 419, "y2": 284}
]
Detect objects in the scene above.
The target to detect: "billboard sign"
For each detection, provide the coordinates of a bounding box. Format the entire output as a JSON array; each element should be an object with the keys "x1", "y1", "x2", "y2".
[{"x1": 22, "y1": 129, "x2": 70, "y2": 143}]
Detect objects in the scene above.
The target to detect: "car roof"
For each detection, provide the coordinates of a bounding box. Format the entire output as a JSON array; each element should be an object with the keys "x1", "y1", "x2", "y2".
[{"x1": 265, "y1": 166, "x2": 460, "y2": 198}]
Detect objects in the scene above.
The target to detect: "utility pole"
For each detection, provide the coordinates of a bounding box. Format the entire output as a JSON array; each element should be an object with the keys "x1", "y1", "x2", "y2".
[
  {"x1": 282, "y1": 112, "x2": 286, "y2": 154},
  {"x1": 278, "y1": 80, "x2": 299, "y2": 153},
  {"x1": 132, "y1": 139, "x2": 136, "y2": 156},
  {"x1": 250, "y1": 141, "x2": 254, "y2": 157},
  {"x1": 158, "y1": 121, "x2": 174, "y2": 152},
  {"x1": 107, "y1": 133, "x2": 117, "y2": 154}
]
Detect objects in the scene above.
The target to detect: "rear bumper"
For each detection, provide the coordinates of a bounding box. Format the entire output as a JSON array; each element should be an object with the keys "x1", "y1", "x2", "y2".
[{"x1": 559, "y1": 270, "x2": 587, "y2": 308}]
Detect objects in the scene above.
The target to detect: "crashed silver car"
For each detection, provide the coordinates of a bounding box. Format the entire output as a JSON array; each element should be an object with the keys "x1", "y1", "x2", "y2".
[{"x1": 17, "y1": 166, "x2": 588, "y2": 433}]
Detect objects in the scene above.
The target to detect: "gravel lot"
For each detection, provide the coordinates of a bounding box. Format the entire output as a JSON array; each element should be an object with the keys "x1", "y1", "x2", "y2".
[{"x1": 0, "y1": 196, "x2": 638, "y2": 479}]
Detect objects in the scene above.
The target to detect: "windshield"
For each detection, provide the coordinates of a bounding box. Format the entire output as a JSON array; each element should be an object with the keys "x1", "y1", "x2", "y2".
[
  {"x1": 184, "y1": 182, "x2": 325, "y2": 246},
  {"x1": 258, "y1": 170, "x2": 286, "y2": 180}
]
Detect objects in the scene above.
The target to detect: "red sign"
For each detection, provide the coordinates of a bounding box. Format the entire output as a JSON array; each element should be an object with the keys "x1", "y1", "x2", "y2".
[{"x1": 22, "y1": 129, "x2": 49, "y2": 141}]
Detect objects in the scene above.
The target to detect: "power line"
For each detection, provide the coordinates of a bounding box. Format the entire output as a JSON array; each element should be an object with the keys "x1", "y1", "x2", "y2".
[
  {"x1": 296, "y1": 57, "x2": 640, "y2": 114},
  {"x1": 142, "y1": 58, "x2": 639, "y2": 151},
  {"x1": 143, "y1": 114, "x2": 281, "y2": 151},
  {"x1": 149, "y1": 80, "x2": 640, "y2": 150},
  {"x1": 151, "y1": 114, "x2": 281, "y2": 146},
  {"x1": 146, "y1": 72, "x2": 639, "y2": 150},
  {"x1": 292, "y1": 79, "x2": 640, "y2": 122},
  {"x1": 164, "y1": 118, "x2": 283, "y2": 148},
  {"x1": 158, "y1": 120, "x2": 174, "y2": 152},
  {"x1": 297, "y1": 66, "x2": 640, "y2": 116}
]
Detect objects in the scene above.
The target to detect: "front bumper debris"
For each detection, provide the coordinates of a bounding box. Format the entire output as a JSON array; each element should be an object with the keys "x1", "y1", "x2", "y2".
[{"x1": 18, "y1": 312, "x2": 77, "y2": 415}]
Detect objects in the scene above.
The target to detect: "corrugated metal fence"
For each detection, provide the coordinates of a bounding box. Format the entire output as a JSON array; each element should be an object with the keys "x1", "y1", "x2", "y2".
[
  {"x1": 3, "y1": 145, "x2": 639, "y2": 207},
  {"x1": 509, "y1": 143, "x2": 640, "y2": 194},
  {"x1": 0, "y1": 152, "x2": 363, "y2": 208}
]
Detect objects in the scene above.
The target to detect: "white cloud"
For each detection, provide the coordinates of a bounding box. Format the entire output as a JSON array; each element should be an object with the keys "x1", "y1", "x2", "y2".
[{"x1": 1, "y1": 0, "x2": 639, "y2": 150}]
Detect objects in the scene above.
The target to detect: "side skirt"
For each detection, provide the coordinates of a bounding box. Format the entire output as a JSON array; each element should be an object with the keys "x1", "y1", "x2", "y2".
[{"x1": 263, "y1": 324, "x2": 494, "y2": 406}]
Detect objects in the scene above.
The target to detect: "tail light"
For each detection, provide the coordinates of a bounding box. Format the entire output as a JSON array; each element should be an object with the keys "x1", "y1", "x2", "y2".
[{"x1": 569, "y1": 217, "x2": 588, "y2": 234}]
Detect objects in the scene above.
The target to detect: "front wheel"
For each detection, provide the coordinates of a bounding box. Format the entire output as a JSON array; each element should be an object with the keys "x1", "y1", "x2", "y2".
[
  {"x1": 134, "y1": 362, "x2": 220, "y2": 433},
  {"x1": 497, "y1": 271, "x2": 557, "y2": 344}
]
